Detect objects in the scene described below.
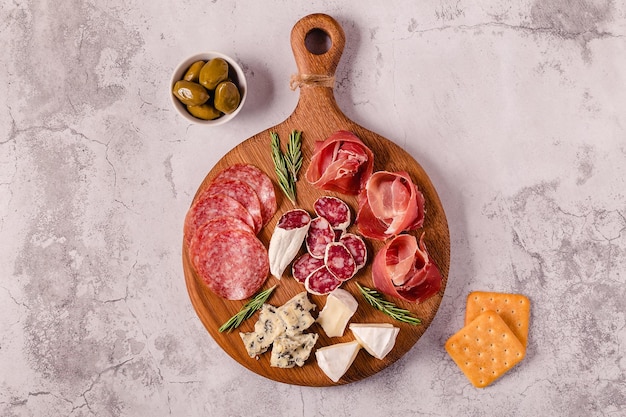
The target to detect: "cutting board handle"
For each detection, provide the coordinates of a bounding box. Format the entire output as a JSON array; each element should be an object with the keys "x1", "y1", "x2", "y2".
[
  {"x1": 289, "y1": 14, "x2": 348, "y2": 123},
  {"x1": 290, "y1": 13, "x2": 345, "y2": 79}
]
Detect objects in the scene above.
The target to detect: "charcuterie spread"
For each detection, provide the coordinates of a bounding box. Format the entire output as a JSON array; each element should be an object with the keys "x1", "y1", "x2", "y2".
[
  {"x1": 182, "y1": 12, "x2": 450, "y2": 387},
  {"x1": 183, "y1": 127, "x2": 447, "y2": 384}
]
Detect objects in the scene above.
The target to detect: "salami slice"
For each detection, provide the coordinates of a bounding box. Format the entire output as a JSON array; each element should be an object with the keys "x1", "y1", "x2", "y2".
[
  {"x1": 339, "y1": 233, "x2": 368, "y2": 270},
  {"x1": 189, "y1": 216, "x2": 254, "y2": 253},
  {"x1": 304, "y1": 266, "x2": 341, "y2": 295},
  {"x1": 214, "y1": 164, "x2": 277, "y2": 226},
  {"x1": 305, "y1": 216, "x2": 335, "y2": 259},
  {"x1": 207, "y1": 179, "x2": 263, "y2": 233},
  {"x1": 277, "y1": 209, "x2": 311, "y2": 230},
  {"x1": 191, "y1": 229, "x2": 269, "y2": 300},
  {"x1": 184, "y1": 192, "x2": 256, "y2": 244},
  {"x1": 324, "y1": 242, "x2": 357, "y2": 281},
  {"x1": 291, "y1": 253, "x2": 325, "y2": 283},
  {"x1": 313, "y1": 196, "x2": 351, "y2": 230}
]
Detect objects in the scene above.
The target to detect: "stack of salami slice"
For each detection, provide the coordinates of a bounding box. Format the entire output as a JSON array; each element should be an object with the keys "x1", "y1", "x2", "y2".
[
  {"x1": 184, "y1": 164, "x2": 277, "y2": 300},
  {"x1": 291, "y1": 196, "x2": 367, "y2": 295}
]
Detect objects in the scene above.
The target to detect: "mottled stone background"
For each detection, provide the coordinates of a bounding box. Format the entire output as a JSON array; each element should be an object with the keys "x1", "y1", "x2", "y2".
[{"x1": 1, "y1": 1, "x2": 624, "y2": 416}]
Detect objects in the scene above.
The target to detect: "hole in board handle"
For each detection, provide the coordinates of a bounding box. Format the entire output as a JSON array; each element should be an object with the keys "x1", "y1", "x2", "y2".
[{"x1": 305, "y1": 28, "x2": 332, "y2": 55}]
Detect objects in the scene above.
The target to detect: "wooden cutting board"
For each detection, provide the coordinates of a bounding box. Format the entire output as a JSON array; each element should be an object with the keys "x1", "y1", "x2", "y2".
[{"x1": 182, "y1": 13, "x2": 450, "y2": 386}]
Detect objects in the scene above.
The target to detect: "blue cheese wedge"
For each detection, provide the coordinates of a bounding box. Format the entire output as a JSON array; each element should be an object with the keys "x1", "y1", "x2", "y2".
[
  {"x1": 315, "y1": 340, "x2": 361, "y2": 383},
  {"x1": 240, "y1": 292, "x2": 318, "y2": 364},
  {"x1": 277, "y1": 292, "x2": 316, "y2": 336},
  {"x1": 349, "y1": 323, "x2": 400, "y2": 360},
  {"x1": 317, "y1": 288, "x2": 358, "y2": 337},
  {"x1": 240, "y1": 304, "x2": 286, "y2": 358},
  {"x1": 270, "y1": 333, "x2": 319, "y2": 368}
]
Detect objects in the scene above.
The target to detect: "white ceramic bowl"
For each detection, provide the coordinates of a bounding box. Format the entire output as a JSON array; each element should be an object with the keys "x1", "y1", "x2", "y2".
[{"x1": 170, "y1": 52, "x2": 247, "y2": 126}]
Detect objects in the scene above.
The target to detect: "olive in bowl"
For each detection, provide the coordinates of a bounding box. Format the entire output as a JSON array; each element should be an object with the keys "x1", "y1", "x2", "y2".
[{"x1": 170, "y1": 52, "x2": 247, "y2": 125}]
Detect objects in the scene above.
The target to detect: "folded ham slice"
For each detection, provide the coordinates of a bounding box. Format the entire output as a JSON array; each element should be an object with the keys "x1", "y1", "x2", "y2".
[
  {"x1": 356, "y1": 170, "x2": 425, "y2": 240},
  {"x1": 305, "y1": 130, "x2": 374, "y2": 195},
  {"x1": 372, "y1": 233, "x2": 442, "y2": 303}
]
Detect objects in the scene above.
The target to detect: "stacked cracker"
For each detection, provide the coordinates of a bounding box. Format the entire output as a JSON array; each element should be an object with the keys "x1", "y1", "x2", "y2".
[{"x1": 445, "y1": 291, "x2": 531, "y2": 388}]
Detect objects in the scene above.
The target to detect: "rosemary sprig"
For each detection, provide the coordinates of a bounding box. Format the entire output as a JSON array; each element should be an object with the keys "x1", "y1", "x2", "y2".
[
  {"x1": 270, "y1": 131, "x2": 302, "y2": 203},
  {"x1": 218, "y1": 285, "x2": 277, "y2": 333},
  {"x1": 356, "y1": 283, "x2": 422, "y2": 325},
  {"x1": 285, "y1": 130, "x2": 303, "y2": 182}
]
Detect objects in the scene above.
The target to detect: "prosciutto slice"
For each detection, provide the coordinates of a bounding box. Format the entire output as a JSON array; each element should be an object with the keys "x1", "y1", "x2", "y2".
[
  {"x1": 372, "y1": 234, "x2": 442, "y2": 303},
  {"x1": 356, "y1": 171, "x2": 425, "y2": 240},
  {"x1": 305, "y1": 130, "x2": 374, "y2": 195}
]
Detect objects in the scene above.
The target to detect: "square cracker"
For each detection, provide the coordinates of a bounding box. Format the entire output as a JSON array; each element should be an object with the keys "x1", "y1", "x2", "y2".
[
  {"x1": 446, "y1": 310, "x2": 526, "y2": 388},
  {"x1": 465, "y1": 291, "x2": 530, "y2": 347}
]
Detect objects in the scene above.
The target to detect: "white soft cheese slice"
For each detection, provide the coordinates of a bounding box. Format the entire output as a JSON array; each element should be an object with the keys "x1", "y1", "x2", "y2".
[
  {"x1": 316, "y1": 288, "x2": 359, "y2": 337},
  {"x1": 315, "y1": 340, "x2": 361, "y2": 383},
  {"x1": 349, "y1": 323, "x2": 400, "y2": 360}
]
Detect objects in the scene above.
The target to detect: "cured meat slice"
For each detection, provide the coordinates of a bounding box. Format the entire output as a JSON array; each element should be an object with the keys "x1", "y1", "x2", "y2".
[
  {"x1": 339, "y1": 233, "x2": 367, "y2": 270},
  {"x1": 305, "y1": 130, "x2": 374, "y2": 195},
  {"x1": 291, "y1": 253, "x2": 325, "y2": 283},
  {"x1": 184, "y1": 192, "x2": 255, "y2": 244},
  {"x1": 313, "y1": 196, "x2": 351, "y2": 230},
  {"x1": 206, "y1": 179, "x2": 263, "y2": 233},
  {"x1": 191, "y1": 229, "x2": 269, "y2": 300},
  {"x1": 305, "y1": 216, "x2": 335, "y2": 259},
  {"x1": 304, "y1": 266, "x2": 342, "y2": 295},
  {"x1": 276, "y1": 209, "x2": 311, "y2": 230},
  {"x1": 268, "y1": 209, "x2": 311, "y2": 278},
  {"x1": 324, "y1": 242, "x2": 357, "y2": 281},
  {"x1": 357, "y1": 171, "x2": 425, "y2": 240},
  {"x1": 189, "y1": 216, "x2": 254, "y2": 252},
  {"x1": 214, "y1": 163, "x2": 277, "y2": 226},
  {"x1": 372, "y1": 233, "x2": 442, "y2": 303}
]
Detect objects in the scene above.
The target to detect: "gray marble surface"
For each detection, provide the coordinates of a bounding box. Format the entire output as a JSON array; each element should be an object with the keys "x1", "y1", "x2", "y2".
[{"x1": 1, "y1": 1, "x2": 625, "y2": 416}]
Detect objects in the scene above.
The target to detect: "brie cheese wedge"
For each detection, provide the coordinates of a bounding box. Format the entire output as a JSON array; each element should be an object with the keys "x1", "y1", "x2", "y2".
[
  {"x1": 317, "y1": 288, "x2": 358, "y2": 337},
  {"x1": 315, "y1": 340, "x2": 361, "y2": 383},
  {"x1": 349, "y1": 323, "x2": 399, "y2": 360}
]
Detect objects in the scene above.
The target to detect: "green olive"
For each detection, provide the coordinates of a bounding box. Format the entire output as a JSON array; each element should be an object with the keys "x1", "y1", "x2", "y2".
[
  {"x1": 213, "y1": 81, "x2": 241, "y2": 114},
  {"x1": 199, "y1": 58, "x2": 229, "y2": 90},
  {"x1": 186, "y1": 103, "x2": 222, "y2": 120},
  {"x1": 172, "y1": 80, "x2": 209, "y2": 106},
  {"x1": 183, "y1": 60, "x2": 205, "y2": 82}
]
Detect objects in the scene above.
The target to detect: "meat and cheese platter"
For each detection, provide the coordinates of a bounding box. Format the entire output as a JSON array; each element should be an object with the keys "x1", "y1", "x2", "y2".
[{"x1": 182, "y1": 13, "x2": 450, "y2": 386}]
